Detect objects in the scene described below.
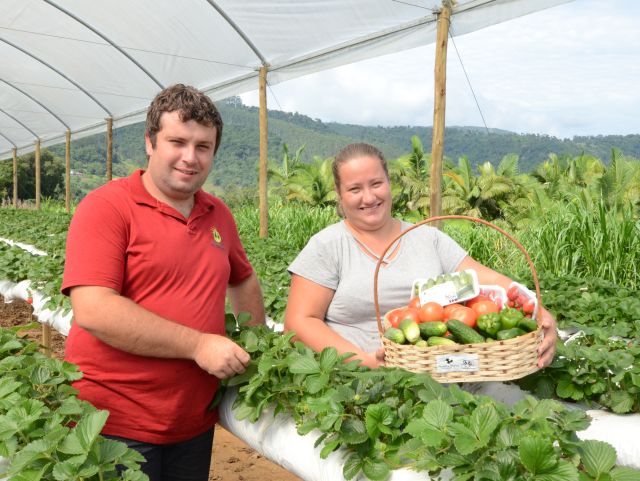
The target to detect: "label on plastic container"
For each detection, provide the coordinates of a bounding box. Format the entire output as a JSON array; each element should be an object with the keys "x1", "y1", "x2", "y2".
[
  {"x1": 435, "y1": 353, "x2": 479, "y2": 373},
  {"x1": 414, "y1": 269, "x2": 479, "y2": 306}
]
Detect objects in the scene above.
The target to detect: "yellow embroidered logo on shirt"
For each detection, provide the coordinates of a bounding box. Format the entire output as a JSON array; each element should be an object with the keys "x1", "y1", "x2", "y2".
[{"x1": 211, "y1": 227, "x2": 223, "y2": 244}]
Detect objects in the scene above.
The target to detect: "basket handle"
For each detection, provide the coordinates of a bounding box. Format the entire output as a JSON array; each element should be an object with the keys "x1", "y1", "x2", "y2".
[{"x1": 374, "y1": 215, "x2": 541, "y2": 334}]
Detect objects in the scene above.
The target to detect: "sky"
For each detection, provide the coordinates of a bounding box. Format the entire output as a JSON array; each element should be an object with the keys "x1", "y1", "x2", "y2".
[{"x1": 240, "y1": 0, "x2": 640, "y2": 140}]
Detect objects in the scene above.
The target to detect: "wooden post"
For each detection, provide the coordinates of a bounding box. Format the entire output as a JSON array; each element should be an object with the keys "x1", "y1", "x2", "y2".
[
  {"x1": 429, "y1": 2, "x2": 452, "y2": 229},
  {"x1": 35, "y1": 139, "x2": 41, "y2": 210},
  {"x1": 12, "y1": 148, "x2": 17, "y2": 208},
  {"x1": 41, "y1": 322, "x2": 52, "y2": 357},
  {"x1": 65, "y1": 129, "x2": 71, "y2": 213},
  {"x1": 258, "y1": 66, "x2": 268, "y2": 238},
  {"x1": 106, "y1": 117, "x2": 113, "y2": 181}
]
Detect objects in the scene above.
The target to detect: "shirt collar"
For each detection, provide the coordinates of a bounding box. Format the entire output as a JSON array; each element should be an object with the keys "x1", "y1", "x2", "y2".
[{"x1": 128, "y1": 169, "x2": 215, "y2": 216}]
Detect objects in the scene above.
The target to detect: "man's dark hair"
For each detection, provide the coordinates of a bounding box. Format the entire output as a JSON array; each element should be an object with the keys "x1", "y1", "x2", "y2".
[{"x1": 146, "y1": 84, "x2": 223, "y2": 154}]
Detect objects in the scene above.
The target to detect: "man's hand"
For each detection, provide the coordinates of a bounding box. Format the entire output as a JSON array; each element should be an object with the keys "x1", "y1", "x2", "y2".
[
  {"x1": 193, "y1": 333, "x2": 251, "y2": 379},
  {"x1": 537, "y1": 307, "x2": 558, "y2": 368}
]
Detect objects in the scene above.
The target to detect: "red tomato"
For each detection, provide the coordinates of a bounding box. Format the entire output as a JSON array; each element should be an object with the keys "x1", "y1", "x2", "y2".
[
  {"x1": 507, "y1": 285, "x2": 519, "y2": 301},
  {"x1": 522, "y1": 299, "x2": 536, "y2": 314},
  {"x1": 408, "y1": 297, "x2": 421, "y2": 309},
  {"x1": 470, "y1": 299, "x2": 499, "y2": 317},
  {"x1": 448, "y1": 306, "x2": 477, "y2": 328},
  {"x1": 443, "y1": 303, "x2": 464, "y2": 320},
  {"x1": 386, "y1": 308, "x2": 404, "y2": 328},
  {"x1": 466, "y1": 295, "x2": 491, "y2": 309},
  {"x1": 399, "y1": 307, "x2": 421, "y2": 323},
  {"x1": 418, "y1": 302, "x2": 444, "y2": 323}
]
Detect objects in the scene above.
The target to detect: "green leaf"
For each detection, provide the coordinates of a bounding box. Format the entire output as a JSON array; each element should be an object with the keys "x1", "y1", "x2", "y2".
[
  {"x1": 557, "y1": 379, "x2": 580, "y2": 399},
  {"x1": 305, "y1": 373, "x2": 330, "y2": 394},
  {"x1": 93, "y1": 437, "x2": 129, "y2": 464},
  {"x1": 611, "y1": 466, "x2": 640, "y2": 481},
  {"x1": 365, "y1": 404, "x2": 394, "y2": 438},
  {"x1": 519, "y1": 436, "x2": 557, "y2": 474},
  {"x1": 532, "y1": 459, "x2": 579, "y2": 481},
  {"x1": 579, "y1": 440, "x2": 617, "y2": 477},
  {"x1": 362, "y1": 458, "x2": 390, "y2": 481},
  {"x1": 319, "y1": 347, "x2": 339, "y2": 371},
  {"x1": 449, "y1": 422, "x2": 480, "y2": 455},
  {"x1": 343, "y1": 453, "x2": 363, "y2": 480},
  {"x1": 470, "y1": 404, "x2": 499, "y2": 445},
  {"x1": 609, "y1": 391, "x2": 635, "y2": 414},
  {"x1": 423, "y1": 399, "x2": 453, "y2": 430},
  {"x1": 405, "y1": 418, "x2": 445, "y2": 447},
  {"x1": 288, "y1": 355, "x2": 321, "y2": 374},
  {"x1": 340, "y1": 418, "x2": 369, "y2": 445},
  {"x1": 319, "y1": 439, "x2": 340, "y2": 459},
  {"x1": 76, "y1": 409, "x2": 109, "y2": 449}
]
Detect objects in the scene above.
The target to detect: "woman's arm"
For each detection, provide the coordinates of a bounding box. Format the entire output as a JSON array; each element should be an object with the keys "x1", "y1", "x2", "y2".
[
  {"x1": 284, "y1": 274, "x2": 384, "y2": 368},
  {"x1": 457, "y1": 256, "x2": 558, "y2": 368}
]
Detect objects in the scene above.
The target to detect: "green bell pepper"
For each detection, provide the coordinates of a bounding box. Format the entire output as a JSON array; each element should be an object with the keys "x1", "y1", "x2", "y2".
[
  {"x1": 500, "y1": 307, "x2": 524, "y2": 329},
  {"x1": 476, "y1": 312, "x2": 502, "y2": 338}
]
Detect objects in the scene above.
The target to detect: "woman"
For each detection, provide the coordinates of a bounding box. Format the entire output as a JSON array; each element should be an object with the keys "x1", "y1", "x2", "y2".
[{"x1": 284, "y1": 142, "x2": 557, "y2": 369}]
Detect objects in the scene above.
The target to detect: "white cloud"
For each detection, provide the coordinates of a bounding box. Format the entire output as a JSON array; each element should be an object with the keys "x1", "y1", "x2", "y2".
[{"x1": 241, "y1": 0, "x2": 640, "y2": 138}]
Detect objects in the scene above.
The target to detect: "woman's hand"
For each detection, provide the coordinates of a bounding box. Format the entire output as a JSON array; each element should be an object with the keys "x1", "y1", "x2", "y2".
[
  {"x1": 537, "y1": 306, "x2": 558, "y2": 368},
  {"x1": 358, "y1": 347, "x2": 386, "y2": 369}
]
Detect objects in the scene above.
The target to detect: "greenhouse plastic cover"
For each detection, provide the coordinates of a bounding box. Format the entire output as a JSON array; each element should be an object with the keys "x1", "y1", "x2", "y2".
[{"x1": 0, "y1": 0, "x2": 571, "y2": 159}]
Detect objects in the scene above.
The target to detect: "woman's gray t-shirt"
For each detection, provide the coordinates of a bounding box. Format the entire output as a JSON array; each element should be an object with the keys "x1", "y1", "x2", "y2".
[{"x1": 288, "y1": 220, "x2": 467, "y2": 352}]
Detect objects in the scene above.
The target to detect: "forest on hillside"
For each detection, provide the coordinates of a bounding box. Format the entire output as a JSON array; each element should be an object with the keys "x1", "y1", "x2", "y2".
[{"x1": 2, "y1": 96, "x2": 640, "y2": 200}]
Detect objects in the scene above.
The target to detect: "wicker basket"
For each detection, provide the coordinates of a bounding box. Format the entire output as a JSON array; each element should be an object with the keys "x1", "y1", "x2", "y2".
[{"x1": 374, "y1": 215, "x2": 543, "y2": 383}]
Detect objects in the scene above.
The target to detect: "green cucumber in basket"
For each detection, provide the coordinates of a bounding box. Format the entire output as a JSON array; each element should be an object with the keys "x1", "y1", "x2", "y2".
[
  {"x1": 383, "y1": 327, "x2": 406, "y2": 344},
  {"x1": 419, "y1": 321, "x2": 448, "y2": 338},
  {"x1": 446, "y1": 319, "x2": 485, "y2": 344},
  {"x1": 427, "y1": 336, "x2": 458, "y2": 347},
  {"x1": 399, "y1": 319, "x2": 421, "y2": 344}
]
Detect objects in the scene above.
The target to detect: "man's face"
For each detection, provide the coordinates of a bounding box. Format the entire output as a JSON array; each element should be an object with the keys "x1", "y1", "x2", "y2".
[{"x1": 144, "y1": 110, "x2": 216, "y2": 204}]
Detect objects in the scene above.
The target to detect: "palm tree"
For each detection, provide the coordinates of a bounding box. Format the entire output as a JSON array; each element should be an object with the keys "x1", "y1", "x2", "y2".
[
  {"x1": 389, "y1": 135, "x2": 431, "y2": 221},
  {"x1": 267, "y1": 143, "x2": 306, "y2": 199},
  {"x1": 442, "y1": 155, "x2": 526, "y2": 221},
  {"x1": 597, "y1": 149, "x2": 640, "y2": 213},
  {"x1": 285, "y1": 156, "x2": 337, "y2": 207}
]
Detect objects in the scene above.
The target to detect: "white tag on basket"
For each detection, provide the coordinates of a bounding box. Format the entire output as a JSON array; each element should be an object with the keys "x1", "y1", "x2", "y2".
[{"x1": 435, "y1": 353, "x2": 479, "y2": 373}]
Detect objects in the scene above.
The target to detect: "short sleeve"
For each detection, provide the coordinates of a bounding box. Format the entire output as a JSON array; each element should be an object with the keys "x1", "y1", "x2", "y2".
[
  {"x1": 288, "y1": 232, "x2": 340, "y2": 290},
  {"x1": 61, "y1": 192, "x2": 129, "y2": 295},
  {"x1": 432, "y1": 228, "x2": 467, "y2": 273}
]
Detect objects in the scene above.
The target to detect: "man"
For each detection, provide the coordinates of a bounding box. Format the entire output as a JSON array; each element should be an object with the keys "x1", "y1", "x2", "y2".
[{"x1": 62, "y1": 84, "x2": 265, "y2": 481}]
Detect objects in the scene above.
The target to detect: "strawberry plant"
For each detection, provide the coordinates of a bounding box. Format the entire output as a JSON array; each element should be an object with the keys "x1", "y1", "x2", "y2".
[
  {"x1": 224, "y1": 322, "x2": 640, "y2": 481},
  {"x1": 0, "y1": 326, "x2": 148, "y2": 481}
]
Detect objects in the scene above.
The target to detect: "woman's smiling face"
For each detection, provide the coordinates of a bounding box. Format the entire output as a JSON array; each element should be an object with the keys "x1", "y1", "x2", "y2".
[{"x1": 336, "y1": 154, "x2": 393, "y2": 231}]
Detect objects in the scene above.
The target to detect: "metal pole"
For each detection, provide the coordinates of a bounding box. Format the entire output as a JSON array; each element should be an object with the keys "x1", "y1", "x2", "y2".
[
  {"x1": 429, "y1": 3, "x2": 451, "y2": 228},
  {"x1": 258, "y1": 66, "x2": 268, "y2": 238}
]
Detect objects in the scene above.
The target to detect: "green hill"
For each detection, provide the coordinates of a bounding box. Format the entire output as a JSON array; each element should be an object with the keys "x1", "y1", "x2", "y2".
[{"x1": 45, "y1": 97, "x2": 640, "y2": 195}]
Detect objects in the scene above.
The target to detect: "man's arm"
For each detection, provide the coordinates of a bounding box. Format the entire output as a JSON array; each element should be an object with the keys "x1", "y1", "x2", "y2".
[
  {"x1": 227, "y1": 272, "x2": 265, "y2": 326},
  {"x1": 70, "y1": 285, "x2": 250, "y2": 379}
]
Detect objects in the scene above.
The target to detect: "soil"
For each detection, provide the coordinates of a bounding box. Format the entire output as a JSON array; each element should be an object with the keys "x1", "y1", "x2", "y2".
[{"x1": 0, "y1": 295, "x2": 302, "y2": 481}]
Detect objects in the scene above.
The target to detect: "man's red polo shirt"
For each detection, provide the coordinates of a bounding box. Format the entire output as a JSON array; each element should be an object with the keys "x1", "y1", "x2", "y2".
[{"x1": 62, "y1": 170, "x2": 253, "y2": 444}]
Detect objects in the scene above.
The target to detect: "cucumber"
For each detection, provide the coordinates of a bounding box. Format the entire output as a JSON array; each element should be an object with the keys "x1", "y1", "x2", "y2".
[
  {"x1": 496, "y1": 327, "x2": 527, "y2": 340},
  {"x1": 399, "y1": 319, "x2": 421, "y2": 344},
  {"x1": 517, "y1": 318, "x2": 538, "y2": 332},
  {"x1": 446, "y1": 319, "x2": 485, "y2": 344},
  {"x1": 419, "y1": 321, "x2": 447, "y2": 339},
  {"x1": 383, "y1": 327, "x2": 406, "y2": 344},
  {"x1": 427, "y1": 336, "x2": 458, "y2": 346},
  {"x1": 414, "y1": 339, "x2": 428, "y2": 348}
]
